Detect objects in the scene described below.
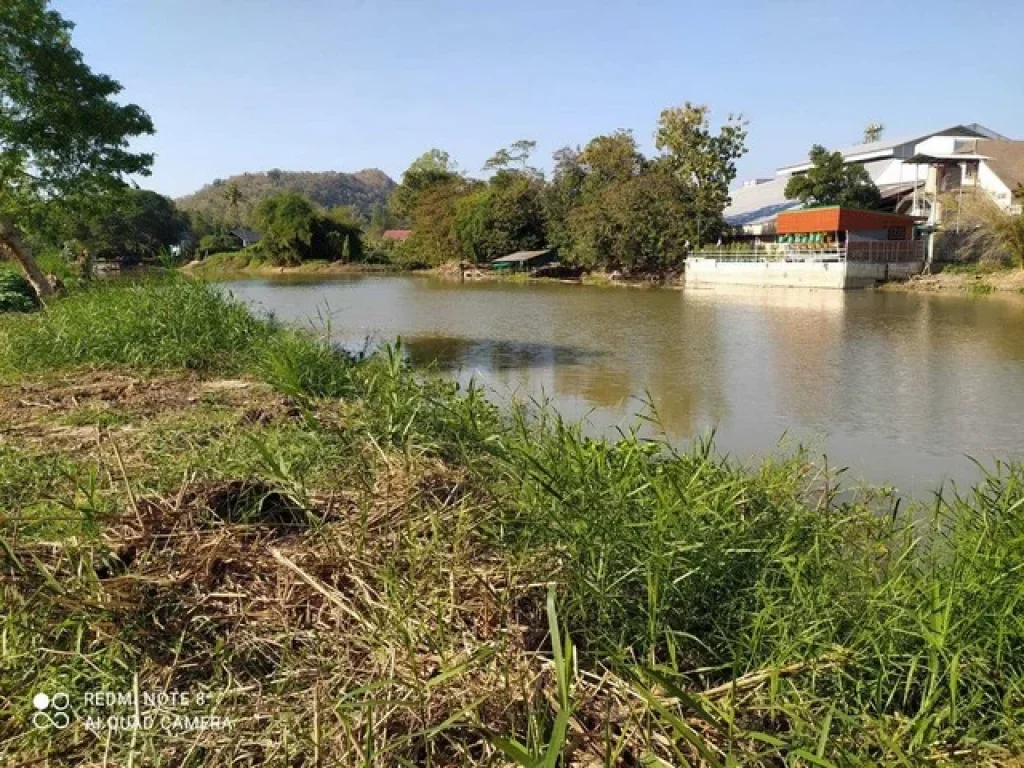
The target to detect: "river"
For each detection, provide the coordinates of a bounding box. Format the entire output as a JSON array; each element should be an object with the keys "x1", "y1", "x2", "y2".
[{"x1": 222, "y1": 274, "x2": 1024, "y2": 495}]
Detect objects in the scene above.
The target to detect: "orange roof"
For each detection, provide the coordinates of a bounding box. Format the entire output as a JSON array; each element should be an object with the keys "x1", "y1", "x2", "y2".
[
  {"x1": 382, "y1": 229, "x2": 412, "y2": 241},
  {"x1": 776, "y1": 207, "x2": 917, "y2": 234}
]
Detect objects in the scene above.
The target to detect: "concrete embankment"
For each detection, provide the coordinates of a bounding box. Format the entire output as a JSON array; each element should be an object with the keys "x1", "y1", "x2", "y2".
[{"x1": 685, "y1": 258, "x2": 923, "y2": 289}]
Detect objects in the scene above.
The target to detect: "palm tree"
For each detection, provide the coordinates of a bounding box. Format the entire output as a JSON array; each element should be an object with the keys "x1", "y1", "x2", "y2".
[
  {"x1": 222, "y1": 183, "x2": 244, "y2": 226},
  {"x1": 863, "y1": 123, "x2": 885, "y2": 143}
]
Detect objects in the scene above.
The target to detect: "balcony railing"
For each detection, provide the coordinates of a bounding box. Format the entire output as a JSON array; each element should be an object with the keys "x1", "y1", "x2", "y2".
[{"x1": 691, "y1": 241, "x2": 925, "y2": 264}]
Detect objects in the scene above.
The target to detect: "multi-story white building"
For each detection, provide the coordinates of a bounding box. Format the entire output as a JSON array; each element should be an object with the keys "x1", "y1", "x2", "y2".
[{"x1": 727, "y1": 124, "x2": 1023, "y2": 234}]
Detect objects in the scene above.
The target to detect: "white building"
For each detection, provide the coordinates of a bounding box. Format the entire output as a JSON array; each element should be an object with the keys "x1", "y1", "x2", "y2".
[{"x1": 726, "y1": 124, "x2": 1023, "y2": 234}]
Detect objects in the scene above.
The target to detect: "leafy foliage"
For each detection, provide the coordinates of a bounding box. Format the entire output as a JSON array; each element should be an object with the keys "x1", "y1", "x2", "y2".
[
  {"x1": 454, "y1": 171, "x2": 546, "y2": 263},
  {"x1": 199, "y1": 232, "x2": 241, "y2": 255},
  {"x1": 863, "y1": 122, "x2": 885, "y2": 143},
  {"x1": 0, "y1": 0, "x2": 155, "y2": 291},
  {"x1": 253, "y1": 192, "x2": 364, "y2": 266},
  {"x1": 784, "y1": 144, "x2": 882, "y2": 209},
  {"x1": 655, "y1": 103, "x2": 748, "y2": 247},
  {"x1": 544, "y1": 131, "x2": 696, "y2": 272},
  {"x1": 34, "y1": 187, "x2": 187, "y2": 264},
  {"x1": 387, "y1": 151, "x2": 479, "y2": 265},
  {"x1": 393, "y1": 106, "x2": 747, "y2": 272},
  {"x1": 0, "y1": 269, "x2": 39, "y2": 312},
  {"x1": 389, "y1": 148, "x2": 461, "y2": 220}
]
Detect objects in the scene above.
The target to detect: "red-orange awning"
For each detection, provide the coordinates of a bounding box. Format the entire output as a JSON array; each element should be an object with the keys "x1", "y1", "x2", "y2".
[{"x1": 776, "y1": 207, "x2": 918, "y2": 234}]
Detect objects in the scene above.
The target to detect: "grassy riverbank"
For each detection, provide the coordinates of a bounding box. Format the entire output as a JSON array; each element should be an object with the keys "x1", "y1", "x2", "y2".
[
  {"x1": 182, "y1": 250, "x2": 403, "y2": 277},
  {"x1": 1, "y1": 278, "x2": 1022, "y2": 766},
  {"x1": 881, "y1": 264, "x2": 1024, "y2": 296},
  {"x1": 183, "y1": 253, "x2": 683, "y2": 288}
]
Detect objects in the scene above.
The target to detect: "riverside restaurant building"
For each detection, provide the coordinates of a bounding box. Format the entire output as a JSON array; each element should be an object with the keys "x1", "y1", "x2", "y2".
[{"x1": 686, "y1": 207, "x2": 924, "y2": 289}]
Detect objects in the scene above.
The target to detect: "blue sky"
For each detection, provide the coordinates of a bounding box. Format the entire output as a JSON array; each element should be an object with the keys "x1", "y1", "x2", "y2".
[{"x1": 54, "y1": 0, "x2": 1024, "y2": 198}]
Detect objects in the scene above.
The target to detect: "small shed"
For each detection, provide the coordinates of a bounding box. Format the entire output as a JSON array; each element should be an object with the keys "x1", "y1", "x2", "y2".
[
  {"x1": 382, "y1": 229, "x2": 412, "y2": 242},
  {"x1": 491, "y1": 249, "x2": 556, "y2": 272},
  {"x1": 229, "y1": 228, "x2": 262, "y2": 248}
]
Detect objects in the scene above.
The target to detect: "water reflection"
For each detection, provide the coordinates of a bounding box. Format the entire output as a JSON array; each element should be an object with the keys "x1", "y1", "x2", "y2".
[
  {"x1": 403, "y1": 336, "x2": 604, "y2": 371},
  {"x1": 222, "y1": 275, "x2": 1024, "y2": 494}
]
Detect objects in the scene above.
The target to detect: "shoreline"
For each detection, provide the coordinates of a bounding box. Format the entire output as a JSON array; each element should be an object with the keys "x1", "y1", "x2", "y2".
[
  {"x1": 181, "y1": 257, "x2": 403, "y2": 278},
  {"x1": 179, "y1": 255, "x2": 1024, "y2": 298},
  {"x1": 182, "y1": 255, "x2": 686, "y2": 289},
  {"x1": 878, "y1": 266, "x2": 1024, "y2": 296}
]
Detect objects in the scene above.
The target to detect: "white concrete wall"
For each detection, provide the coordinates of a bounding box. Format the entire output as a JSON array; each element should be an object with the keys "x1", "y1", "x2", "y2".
[
  {"x1": 685, "y1": 259, "x2": 923, "y2": 290},
  {"x1": 873, "y1": 159, "x2": 928, "y2": 186},
  {"x1": 916, "y1": 136, "x2": 960, "y2": 155},
  {"x1": 977, "y1": 162, "x2": 1014, "y2": 208}
]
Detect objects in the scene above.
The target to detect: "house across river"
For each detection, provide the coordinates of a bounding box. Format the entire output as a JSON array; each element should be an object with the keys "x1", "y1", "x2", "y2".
[
  {"x1": 687, "y1": 207, "x2": 924, "y2": 289},
  {"x1": 491, "y1": 249, "x2": 556, "y2": 273}
]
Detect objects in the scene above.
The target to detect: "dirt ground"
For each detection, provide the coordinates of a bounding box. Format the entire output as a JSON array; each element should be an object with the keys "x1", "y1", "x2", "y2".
[{"x1": 881, "y1": 267, "x2": 1024, "y2": 294}]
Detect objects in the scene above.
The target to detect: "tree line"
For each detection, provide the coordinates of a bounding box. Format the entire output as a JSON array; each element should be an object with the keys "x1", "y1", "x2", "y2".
[{"x1": 388, "y1": 105, "x2": 749, "y2": 272}]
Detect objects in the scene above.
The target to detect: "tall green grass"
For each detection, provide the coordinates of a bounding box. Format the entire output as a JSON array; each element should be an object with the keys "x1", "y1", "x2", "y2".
[
  {"x1": 2, "y1": 278, "x2": 276, "y2": 373},
  {"x1": 496, "y1": 413, "x2": 1024, "y2": 757}
]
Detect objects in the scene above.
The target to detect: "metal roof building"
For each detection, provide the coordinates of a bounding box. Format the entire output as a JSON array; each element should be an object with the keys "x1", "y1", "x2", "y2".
[{"x1": 491, "y1": 249, "x2": 555, "y2": 271}]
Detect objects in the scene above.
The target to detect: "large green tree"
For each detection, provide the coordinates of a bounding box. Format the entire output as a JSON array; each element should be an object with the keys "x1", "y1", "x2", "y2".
[
  {"x1": 655, "y1": 103, "x2": 748, "y2": 247},
  {"x1": 389, "y1": 149, "x2": 460, "y2": 220},
  {"x1": 784, "y1": 145, "x2": 882, "y2": 209},
  {"x1": 40, "y1": 187, "x2": 187, "y2": 264},
  {"x1": 403, "y1": 178, "x2": 477, "y2": 265},
  {"x1": 483, "y1": 139, "x2": 540, "y2": 177},
  {"x1": 253, "y1": 192, "x2": 362, "y2": 266},
  {"x1": 0, "y1": 0, "x2": 154, "y2": 296},
  {"x1": 388, "y1": 149, "x2": 476, "y2": 265},
  {"x1": 254, "y1": 192, "x2": 317, "y2": 265},
  {"x1": 543, "y1": 147, "x2": 586, "y2": 256},
  {"x1": 546, "y1": 132, "x2": 691, "y2": 272},
  {"x1": 454, "y1": 172, "x2": 546, "y2": 263}
]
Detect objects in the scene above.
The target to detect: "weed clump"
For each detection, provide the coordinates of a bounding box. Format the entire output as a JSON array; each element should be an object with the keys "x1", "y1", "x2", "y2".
[{"x1": 0, "y1": 270, "x2": 39, "y2": 313}]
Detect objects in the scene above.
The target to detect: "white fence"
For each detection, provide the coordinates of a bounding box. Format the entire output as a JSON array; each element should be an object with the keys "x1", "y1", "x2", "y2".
[{"x1": 692, "y1": 241, "x2": 925, "y2": 264}]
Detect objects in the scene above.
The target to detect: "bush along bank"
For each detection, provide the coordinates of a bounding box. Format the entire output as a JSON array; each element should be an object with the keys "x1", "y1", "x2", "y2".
[
  {"x1": 0, "y1": 277, "x2": 1022, "y2": 766},
  {"x1": 0, "y1": 269, "x2": 40, "y2": 312}
]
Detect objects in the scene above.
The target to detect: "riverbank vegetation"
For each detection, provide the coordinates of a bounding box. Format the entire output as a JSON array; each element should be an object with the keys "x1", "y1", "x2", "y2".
[
  {"x1": 387, "y1": 107, "x2": 749, "y2": 275},
  {"x1": 2, "y1": 278, "x2": 1023, "y2": 766}
]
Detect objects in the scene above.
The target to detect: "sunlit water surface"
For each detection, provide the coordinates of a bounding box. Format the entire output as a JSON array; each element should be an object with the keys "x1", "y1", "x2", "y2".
[{"x1": 222, "y1": 274, "x2": 1024, "y2": 495}]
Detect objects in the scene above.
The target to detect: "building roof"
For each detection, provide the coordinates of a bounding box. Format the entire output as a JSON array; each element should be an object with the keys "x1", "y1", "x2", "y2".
[
  {"x1": 723, "y1": 177, "x2": 800, "y2": 226},
  {"x1": 877, "y1": 181, "x2": 923, "y2": 201},
  {"x1": 382, "y1": 229, "x2": 412, "y2": 241},
  {"x1": 229, "y1": 228, "x2": 261, "y2": 243},
  {"x1": 777, "y1": 124, "x2": 1005, "y2": 175},
  {"x1": 974, "y1": 140, "x2": 1024, "y2": 193},
  {"x1": 492, "y1": 249, "x2": 552, "y2": 263},
  {"x1": 777, "y1": 206, "x2": 917, "y2": 235}
]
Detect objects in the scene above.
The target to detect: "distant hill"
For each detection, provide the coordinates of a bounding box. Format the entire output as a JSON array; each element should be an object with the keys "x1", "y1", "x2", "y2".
[{"x1": 177, "y1": 168, "x2": 397, "y2": 224}]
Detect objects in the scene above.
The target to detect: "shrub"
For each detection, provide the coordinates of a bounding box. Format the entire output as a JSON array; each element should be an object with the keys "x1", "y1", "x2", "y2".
[
  {"x1": 0, "y1": 270, "x2": 40, "y2": 313},
  {"x1": 199, "y1": 233, "x2": 240, "y2": 254}
]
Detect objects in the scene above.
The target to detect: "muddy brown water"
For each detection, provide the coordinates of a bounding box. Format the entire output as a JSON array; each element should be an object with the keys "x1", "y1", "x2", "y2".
[{"x1": 221, "y1": 274, "x2": 1024, "y2": 495}]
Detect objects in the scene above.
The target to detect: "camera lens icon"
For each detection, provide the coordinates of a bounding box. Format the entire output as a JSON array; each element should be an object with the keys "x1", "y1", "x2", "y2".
[{"x1": 32, "y1": 692, "x2": 71, "y2": 730}]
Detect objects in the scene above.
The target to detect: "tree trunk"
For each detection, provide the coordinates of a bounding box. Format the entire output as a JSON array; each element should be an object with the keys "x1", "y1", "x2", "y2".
[{"x1": 0, "y1": 215, "x2": 53, "y2": 298}]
